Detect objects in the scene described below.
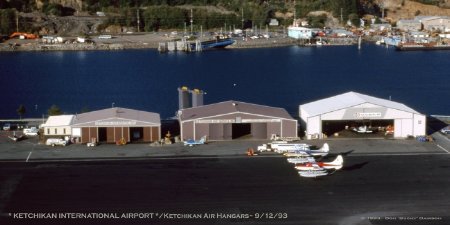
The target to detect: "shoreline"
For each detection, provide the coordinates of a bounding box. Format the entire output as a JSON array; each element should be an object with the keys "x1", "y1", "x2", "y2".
[{"x1": 0, "y1": 34, "x2": 363, "y2": 52}]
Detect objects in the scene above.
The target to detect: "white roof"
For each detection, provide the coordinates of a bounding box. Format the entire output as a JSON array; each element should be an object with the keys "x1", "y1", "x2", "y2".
[
  {"x1": 300, "y1": 91, "x2": 421, "y2": 117},
  {"x1": 42, "y1": 115, "x2": 75, "y2": 127},
  {"x1": 72, "y1": 107, "x2": 160, "y2": 127}
]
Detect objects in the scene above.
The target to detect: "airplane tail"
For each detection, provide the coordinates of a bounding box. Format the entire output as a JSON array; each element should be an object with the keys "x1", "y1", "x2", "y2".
[
  {"x1": 319, "y1": 143, "x2": 330, "y2": 152},
  {"x1": 199, "y1": 136, "x2": 207, "y2": 144},
  {"x1": 330, "y1": 155, "x2": 344, "y2": 169}
]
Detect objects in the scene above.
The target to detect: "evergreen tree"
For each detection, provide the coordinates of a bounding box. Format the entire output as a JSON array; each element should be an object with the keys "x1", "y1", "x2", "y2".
[
  {"x1": 17, "y1": 104, "x2": 26, "y2": 119},
  {"x1": 48, "y1": 105, "x2": 62, "y2": 116}
]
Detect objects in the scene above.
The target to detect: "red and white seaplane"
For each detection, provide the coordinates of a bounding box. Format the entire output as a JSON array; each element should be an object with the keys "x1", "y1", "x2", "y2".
[{"x1": 295, "y1": 155, "x2": 343, "y2": 171}]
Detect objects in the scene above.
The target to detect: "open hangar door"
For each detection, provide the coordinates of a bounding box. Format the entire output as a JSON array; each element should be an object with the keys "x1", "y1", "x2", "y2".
[
  {"x1": 322, "y1": 120, "x2": 394, "y2": 138},
  {"x1": 231, "y1": 123, "x2": 267, "y2": 139}
]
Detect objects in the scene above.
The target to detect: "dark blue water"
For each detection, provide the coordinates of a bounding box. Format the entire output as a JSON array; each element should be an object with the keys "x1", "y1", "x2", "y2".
[{"x1": 1, "y1": 44, "x2": 449, "y2": 119}]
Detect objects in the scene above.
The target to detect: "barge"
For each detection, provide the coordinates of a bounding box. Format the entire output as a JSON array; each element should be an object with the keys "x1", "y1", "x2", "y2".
[{"x1": 396, "y1": 42, "x2": 450, "y2": 51}]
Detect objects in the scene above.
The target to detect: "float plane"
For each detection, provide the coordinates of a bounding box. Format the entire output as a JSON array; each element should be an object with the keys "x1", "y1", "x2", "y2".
[
  {"x1": 283, "y1": 143, "x2": 330, "y2": 157},
  {"x1": 184, "y1": 135, "x2": 207, "y2": 146},
  {"x1": 295, "y1": 155, "x2": 344, "y2": 171}
]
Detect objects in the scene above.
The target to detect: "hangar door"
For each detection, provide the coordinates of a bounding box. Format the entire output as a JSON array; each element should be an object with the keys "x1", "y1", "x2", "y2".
[{"x1": 207, "y1": 123, "x2": 267, "y2": 140}]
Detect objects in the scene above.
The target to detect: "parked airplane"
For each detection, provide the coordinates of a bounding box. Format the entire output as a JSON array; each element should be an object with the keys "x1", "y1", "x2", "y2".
[
  {"x1": 283, "y1": 143, "x2": 330, "y2": 157},
  {"x1": 352, "y1": 125, "x2": 373, "y2": 133},
  {"x1": 295, "y1": 155, "x2": 344, "y2": 171},
  {"x1": 184, "y1": 135, "x2": 207, "y2": 146}
]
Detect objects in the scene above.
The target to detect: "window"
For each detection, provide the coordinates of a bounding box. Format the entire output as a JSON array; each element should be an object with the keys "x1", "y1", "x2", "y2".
[
  {"x1": 54, "y1": 128, "x2": 57, "y2": 134},
  {"x1": 47, "y1": 129, "x2": 50, "y2": 134},
  {"x1": 63, "y1": 128, "x2": 66, "y2": 134}
]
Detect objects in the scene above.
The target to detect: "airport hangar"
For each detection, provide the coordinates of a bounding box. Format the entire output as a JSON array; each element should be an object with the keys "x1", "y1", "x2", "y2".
[
  {"x1": 299, "y1": 91, "x2": 426, "y2": 139},
  {"x1": 71, "y1": 107, "x2": 161, "y2": 144},
  {"x1": 178, "y1": 100, "x2": 298, "y2": 141}
]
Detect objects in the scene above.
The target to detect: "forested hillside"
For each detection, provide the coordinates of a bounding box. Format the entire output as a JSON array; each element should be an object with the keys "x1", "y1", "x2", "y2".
[{"x1": 1, "y1": 0, "x2": 450, "y2": 35}]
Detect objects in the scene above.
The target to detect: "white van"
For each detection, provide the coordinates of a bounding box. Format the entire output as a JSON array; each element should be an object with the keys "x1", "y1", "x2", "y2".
[
  {"x1": 441, "y1": 126, "x2": 450, "y2": 134},
  {"x1": 23, "y1": 127, "x2": 39, "y2": 136},
  {"x1": 46, "y1": 138, "x2": 67, "y2": 147}
]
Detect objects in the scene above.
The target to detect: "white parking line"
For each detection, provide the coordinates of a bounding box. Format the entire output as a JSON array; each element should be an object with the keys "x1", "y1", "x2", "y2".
[
  {"x1": 436, "y1": 144, "x2": 450, "y2": 153},
  {"x1": 25, "y1": 151, "x2": 32, "y2": 162}
]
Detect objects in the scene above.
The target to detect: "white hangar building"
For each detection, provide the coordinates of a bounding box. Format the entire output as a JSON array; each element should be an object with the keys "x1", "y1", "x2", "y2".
[{"x1": 299, "y1": 92, "x2": 426, "y2": 139}]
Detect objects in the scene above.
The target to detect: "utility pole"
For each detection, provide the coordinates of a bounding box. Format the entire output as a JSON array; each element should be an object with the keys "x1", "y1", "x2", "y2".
[
  {"x1": 15, "y1": 9, "x2": 19, "y2": 32},
  {"x1": 190, "y1": 9, "x2": 193, "y2": 35},
  {"x1": 137, "y1": 8, "x2": 140, "y2": 32},
  {"x1": 241, "y1": 8, "x2": 244, "y2": 29},
  {"x1": 293, "y1": 0, "x2": 296, "y2": 26}
]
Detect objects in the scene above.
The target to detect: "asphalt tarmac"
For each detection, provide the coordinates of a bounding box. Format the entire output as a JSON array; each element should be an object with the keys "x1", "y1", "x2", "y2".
[{"x1": 1, "y1": 153, "x2": 449, "y2": 225}]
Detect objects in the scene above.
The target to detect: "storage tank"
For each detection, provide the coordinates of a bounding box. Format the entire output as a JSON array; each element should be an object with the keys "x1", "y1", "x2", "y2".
[
  {"x1": 178, "y1": 86, "x2": 191, "y2": 110},
  {"x1": 191, "y1": 89, "x2": 204, "y2": 107}
]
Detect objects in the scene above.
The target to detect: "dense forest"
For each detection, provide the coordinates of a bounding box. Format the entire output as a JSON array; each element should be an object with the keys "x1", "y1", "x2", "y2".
[{"x1": 0, "y1": 0, "x2": 384, "y2": 34}]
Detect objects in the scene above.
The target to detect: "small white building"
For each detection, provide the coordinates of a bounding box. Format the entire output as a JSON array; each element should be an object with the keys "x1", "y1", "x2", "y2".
[
  {"x1": 269, "y1": 19, "x2": 279, "y2": 26},
  {"x1": 299, "y1": 92, "x2": 426, "y2": 139},
  {"x1": 41, "y1": 115, "x2": 75, "y2": 138}
]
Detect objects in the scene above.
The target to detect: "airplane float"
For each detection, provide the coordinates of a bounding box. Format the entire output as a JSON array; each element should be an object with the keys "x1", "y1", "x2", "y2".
[
  {"x1": 183, "y1": 135, "x2": 207, "y2": 146},
  {"x1": 298, "y1": 169, "x2": 329, "y2": 178},
  {"x1": 287, "y1": 156, "x2": 314, "y2": 164}
]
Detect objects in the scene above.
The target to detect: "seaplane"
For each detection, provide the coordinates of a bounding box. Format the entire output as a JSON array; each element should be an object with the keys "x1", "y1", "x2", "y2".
[
  {"x1": 183, "y1": 135, "x2": 207, "y2": 147},
  {"x1": 295, "y1": 155, "x2": 344, "y2": 171},
  {"x1": 283, "y1": 143, "x2": 330, "y2": 157},
  {"x1": 352, "y1": 125, "x2": 373, "y2": 133}
]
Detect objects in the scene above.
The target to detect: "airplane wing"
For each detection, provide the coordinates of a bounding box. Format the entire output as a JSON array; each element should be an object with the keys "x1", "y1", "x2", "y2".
[{"x1": 312, "y1": 162, "x2": 321, "y2": 169}]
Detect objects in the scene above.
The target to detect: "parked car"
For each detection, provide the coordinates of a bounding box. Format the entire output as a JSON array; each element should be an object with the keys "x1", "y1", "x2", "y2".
[
  {"x1": 46, "y1": 138, "x2": 67, "y2": 147},
  {"x1": 441, "y1": 126, "x2": 450, "y2": 134},
  {"x1": 3, "y1": 123, "x2": 11, "y2": 131}
]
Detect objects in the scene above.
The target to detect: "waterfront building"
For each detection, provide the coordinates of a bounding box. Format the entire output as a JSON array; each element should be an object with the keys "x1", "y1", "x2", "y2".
[
  {"x1": 396, "y1": 19, "x2": 422, "y2": 32},
  {"x1": 71, "y1": 107, "x2": 160, "y2": 144},
  {"x1": 299, "y1": 92, "x2": 426, "y2": 139},
  {"x1": 415, "y1": 16, "x2": 450, "y2": 32},
  {"x1": 41, "y1": 115, "x2": 75, "y2": 139},
  {"x1": 178, "y1": 100, "x2": 297, "y2": 141},
  {"x1": 288, "y1": 26, "x2": 313, "y2": 39}
]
